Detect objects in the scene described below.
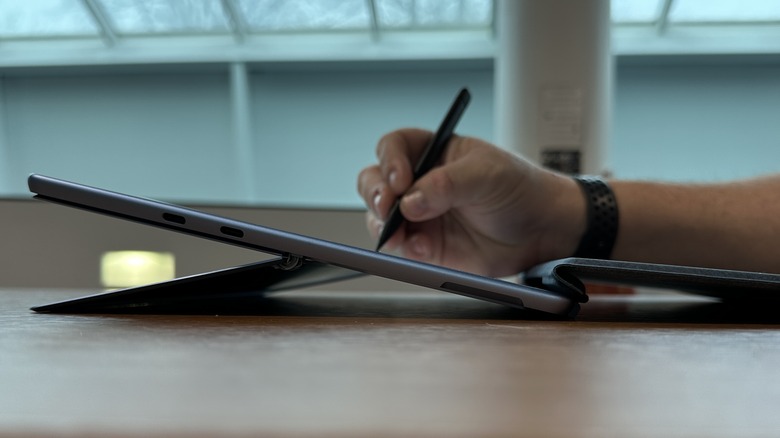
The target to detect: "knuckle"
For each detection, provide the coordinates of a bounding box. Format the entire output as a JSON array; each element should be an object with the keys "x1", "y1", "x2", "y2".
[{"x1": 427, "y1": 169, "x2": 455, "y2": 198}]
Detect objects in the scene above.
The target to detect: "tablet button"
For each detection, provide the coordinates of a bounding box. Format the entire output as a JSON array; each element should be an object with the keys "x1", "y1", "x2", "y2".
[
  {"x1": 162, "y1": 213, "x2": 186, "y2": 224},
  {"x1": 220, "y1": 226, "x2": 244, "y2": 238}
]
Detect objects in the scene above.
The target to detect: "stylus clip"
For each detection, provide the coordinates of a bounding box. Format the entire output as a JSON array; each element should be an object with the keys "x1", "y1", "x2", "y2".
[{"x1": 276, "y1": 254, "x2": 305, "y2": 271}]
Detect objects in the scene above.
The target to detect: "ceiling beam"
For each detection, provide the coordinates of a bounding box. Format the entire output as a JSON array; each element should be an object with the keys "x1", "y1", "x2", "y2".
[
  {"x1": 80, "y1": 0, "x2": 117, "y2": 47},
  {"x1": 366, "y1": 0, "x2": 381, "y2": 42},
  {"x1": 221, "y1": 0, "x2": 249, "y2": 43},
  {"x1": 656, "y1": 0, "x2": 675, "y2": 35}
]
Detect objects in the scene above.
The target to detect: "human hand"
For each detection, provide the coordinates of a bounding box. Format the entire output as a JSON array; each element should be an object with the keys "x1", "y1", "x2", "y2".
[{"x1": 357, "y1": 128, "x2": 586, "y2": 277}]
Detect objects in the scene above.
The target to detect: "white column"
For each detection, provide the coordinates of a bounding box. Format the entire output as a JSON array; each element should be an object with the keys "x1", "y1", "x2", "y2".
[
  {"x1": 229, "y1": 62, "x2": 256, "y2": 202},
  {"x1": 495, "y1": 0, "x2": 612, "y2": 175}
]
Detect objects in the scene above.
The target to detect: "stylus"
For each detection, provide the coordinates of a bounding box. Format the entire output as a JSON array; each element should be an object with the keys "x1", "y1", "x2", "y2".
[{"x1": 375, "y1": 87, "x2": 471, "y2": 251}]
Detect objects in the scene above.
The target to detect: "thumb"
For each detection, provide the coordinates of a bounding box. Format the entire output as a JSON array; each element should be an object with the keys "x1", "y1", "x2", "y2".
[{"x1": 399, "y1": 157, "x2": 485, "y2": 222}]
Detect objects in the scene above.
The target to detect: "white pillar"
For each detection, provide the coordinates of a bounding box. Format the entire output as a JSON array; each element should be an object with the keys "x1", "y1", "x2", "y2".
[
  {"x1": 495, "y1": 0, "x2": 612, "y2": 175},
  {"x1": 230, "y1": 62, "x2": 256, "y2": 202}
]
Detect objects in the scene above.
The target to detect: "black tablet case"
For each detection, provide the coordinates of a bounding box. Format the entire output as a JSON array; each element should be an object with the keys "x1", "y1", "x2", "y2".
[{"x1": 524, "y1": 258, "x2": 780, "y2": 303}]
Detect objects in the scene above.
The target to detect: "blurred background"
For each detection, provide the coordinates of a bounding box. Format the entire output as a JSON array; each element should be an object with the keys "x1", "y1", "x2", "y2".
[{"x1": 1, "y1": 0, "x2": 779, "y2": 290}]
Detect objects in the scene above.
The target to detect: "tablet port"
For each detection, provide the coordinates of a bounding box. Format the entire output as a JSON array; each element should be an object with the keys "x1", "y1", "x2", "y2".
[
  {"x1": 162, "y1": 213, "x2": 186, "y2": 224},
  {"x1": 220, "y1": 226, "x2": 244, "y2": 238}
]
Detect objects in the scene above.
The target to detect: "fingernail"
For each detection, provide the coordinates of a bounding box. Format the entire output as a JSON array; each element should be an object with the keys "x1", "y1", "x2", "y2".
[
  {"x1": 369, "y1": 214, "x2": 384, "y2": 238},
  {"x1": 372, "y1": 190, "x2": 381, "y2": 212},
  {"x1": 388, "y1": 169, "x2": 399, "y2": 190}
]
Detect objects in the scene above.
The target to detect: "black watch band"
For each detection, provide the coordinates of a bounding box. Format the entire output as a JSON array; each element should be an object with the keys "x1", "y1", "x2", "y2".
[{"x1": 572, "y1": 176, "x2": 619, "y2": 259}]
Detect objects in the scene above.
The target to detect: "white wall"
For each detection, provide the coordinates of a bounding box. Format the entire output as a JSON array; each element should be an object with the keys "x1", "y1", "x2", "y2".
[
  {"x1": 2, "y1": 59, "x2": 780, "y2": 209},
  {"x1": 612, "y1": 61, "x2": 780, "y2": 181},
  {"x1": 2, "y1": 72, "x2": 240, "y2": 202},
  {"x1": 251, "y1": 67, "x2": 493, "y2": 207},
  {"x1": 0, "y1": 64, "x2": 494, "y2": 207}
]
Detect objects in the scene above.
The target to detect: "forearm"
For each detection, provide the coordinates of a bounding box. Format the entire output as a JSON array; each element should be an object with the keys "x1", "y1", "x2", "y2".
[{"x1": 610, "y1": 176, "x2": 780, "y2": 273}]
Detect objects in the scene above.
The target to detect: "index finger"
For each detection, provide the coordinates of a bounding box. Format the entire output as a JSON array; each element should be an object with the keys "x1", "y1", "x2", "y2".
[{"x1": 376, "y1": 128, "x2": 433, "y2": 195}]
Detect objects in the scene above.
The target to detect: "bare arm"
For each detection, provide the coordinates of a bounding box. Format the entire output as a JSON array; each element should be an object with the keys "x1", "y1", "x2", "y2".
[{"x1": 610, "y1": 177, "x2": 780, "y2": 273}]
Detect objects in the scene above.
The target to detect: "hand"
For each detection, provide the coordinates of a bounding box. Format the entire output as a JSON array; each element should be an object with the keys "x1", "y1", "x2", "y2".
[{"x1": 357, "y1": 128, "x2": 586, "y2": 277}]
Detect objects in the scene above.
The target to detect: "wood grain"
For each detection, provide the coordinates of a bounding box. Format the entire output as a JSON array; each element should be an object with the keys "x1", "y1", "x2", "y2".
[{"x1": 2, "y1": 288, "x2": 779, "y2": 437}]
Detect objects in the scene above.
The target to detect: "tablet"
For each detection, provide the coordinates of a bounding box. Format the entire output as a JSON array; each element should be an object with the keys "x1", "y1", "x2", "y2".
[{"x1": 28, "y1": 174, "x2": 582, "y2": 316}]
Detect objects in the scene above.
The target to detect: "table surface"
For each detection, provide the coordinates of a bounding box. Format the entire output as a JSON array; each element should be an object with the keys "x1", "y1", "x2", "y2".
[{"x1": 2, "y1": 287, "x2": 780, "y2": 438}]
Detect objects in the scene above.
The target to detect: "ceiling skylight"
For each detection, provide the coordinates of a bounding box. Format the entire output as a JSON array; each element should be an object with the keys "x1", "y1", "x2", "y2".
[
  {"x1": 97, "y1": 0, "x2": 230, "y2": 34},
  {"x1": 1, "y1": 0, "x2": 779, "y2": 65},
  {"x1": 236, "y1": 0, "x2": 371, "y2": 31},
  {"x1": 669, "y1": 0, "x2": 780, "y2": 23},
  {"x1": 611, "y1": 0, "x2": 663, "y2": 24},
  {"x1": 375, "y1": 0, "x2": 493, "y2": 28},
  {"x1": 0, "y1": 0, "x2": 99, "y2": 37}
]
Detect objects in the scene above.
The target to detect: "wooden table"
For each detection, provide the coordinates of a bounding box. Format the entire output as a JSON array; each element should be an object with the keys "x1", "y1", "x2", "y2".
[{"x1": 2, "y1": 288, "x2": 780, "y2": 437}]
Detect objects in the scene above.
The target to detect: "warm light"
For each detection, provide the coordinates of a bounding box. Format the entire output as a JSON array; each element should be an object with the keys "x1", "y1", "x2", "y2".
[{"x1": 101, "y1": 251, "x2": 175, "y2": 288}]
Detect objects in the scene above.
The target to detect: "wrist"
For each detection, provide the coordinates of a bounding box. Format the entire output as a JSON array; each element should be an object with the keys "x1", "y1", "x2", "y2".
[
  {"x1": 571, "y1": 176, "x2": 619, "y2": 259},
  {"x1": 537, "y1": 172, "x2": 588, "y2": 263}
]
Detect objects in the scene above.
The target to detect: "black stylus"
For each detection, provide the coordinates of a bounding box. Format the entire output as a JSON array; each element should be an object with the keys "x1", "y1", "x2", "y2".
[{"x1": 375, "y1": 87, "x2": 471, "y2": 251}]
